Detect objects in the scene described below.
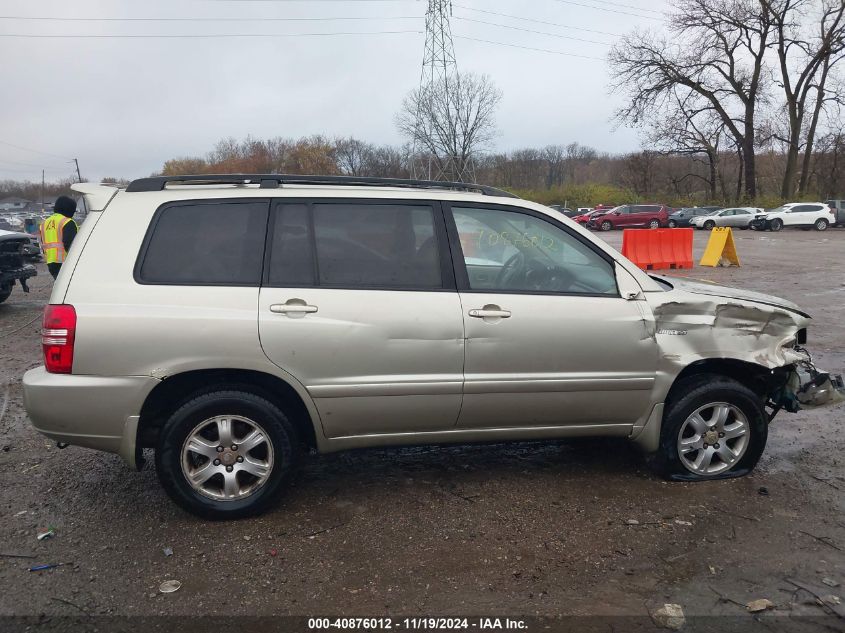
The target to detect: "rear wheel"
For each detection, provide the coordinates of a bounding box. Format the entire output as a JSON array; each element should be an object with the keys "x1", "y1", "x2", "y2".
[
  {"x1": 814, "y1": 218, "x2": 829, "y2": 231},
  {"x1": 668, "y1": 220, "x2": 677, "y2": 228},
  {"x1": 648, "y1": 219, "x2": 661, "y2": 229},
  {"x1": 155, "y1": 390, "x2": 299, "y2": 519},
  {"x1": 703, "y1": 220, "x2": 715, "y2": 230},
  {"x1": 651, "y1": 375, "x2": 767, "y2": 481},
  {"x1": 600, "y1": 220, "x2": 613, "y2": 231},
  {"x1": 770, "y1": 218, "x2": 783, "y2": 232}
]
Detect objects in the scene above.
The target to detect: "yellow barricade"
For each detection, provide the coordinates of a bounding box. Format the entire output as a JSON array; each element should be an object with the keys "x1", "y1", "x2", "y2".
[{"x1": 700, "y1": 227, "x2": 740, "y2": 267}]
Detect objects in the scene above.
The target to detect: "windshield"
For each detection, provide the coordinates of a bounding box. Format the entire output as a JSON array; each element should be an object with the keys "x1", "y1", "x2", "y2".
[
  {"x1": 767, "y1": 206, "x2": 789, "y2": 214},
  {"x1": 702, "y1": 209, "x2": 721, "y2": 215}
]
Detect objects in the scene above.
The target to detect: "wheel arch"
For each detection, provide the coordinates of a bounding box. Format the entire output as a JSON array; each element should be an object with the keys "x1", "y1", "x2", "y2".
[
  {"x1": 137, "y1": 368, "x2": 320, "y2": 453},
  {"x1": 632, "y1": 358, "x2": 781, "y2": 453},
  {"x1": 666, "y1": 358, "x2": 778, "y2": 407}
]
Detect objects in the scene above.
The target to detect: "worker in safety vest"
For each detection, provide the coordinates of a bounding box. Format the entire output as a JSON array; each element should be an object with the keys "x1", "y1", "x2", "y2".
[{"x1": 40, "y1": 196, "x2": 79, "y2": 280}]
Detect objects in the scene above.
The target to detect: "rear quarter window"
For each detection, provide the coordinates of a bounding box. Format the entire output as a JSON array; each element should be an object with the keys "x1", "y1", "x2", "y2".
[{"x1": 137, "y1": 200, "x2": 269, "y2": 285}]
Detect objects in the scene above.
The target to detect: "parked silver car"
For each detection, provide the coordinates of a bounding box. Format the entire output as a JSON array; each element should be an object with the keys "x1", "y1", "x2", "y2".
[
  {"x1": 689, "y1": 207, "x2": 761, "y2": 230},
  {"x1": 22, "y1": 176, "x2": 843, "y2": 518}
]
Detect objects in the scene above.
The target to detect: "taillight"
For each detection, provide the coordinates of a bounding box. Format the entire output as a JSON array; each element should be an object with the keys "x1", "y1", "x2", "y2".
[{"x1": 42, "y1": 304, "x2": 76, "y2": 374}]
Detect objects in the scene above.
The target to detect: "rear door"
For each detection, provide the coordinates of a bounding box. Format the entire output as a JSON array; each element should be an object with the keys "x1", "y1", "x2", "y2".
[
  {"x1": 730, "y1": 209, "x2": 752, "y2": 227},
  {"x1": 257, "y1": 199, "x2": 465, "y2": 438},
  {"x1": 631, "y1": 205, "x2": 658, "y2": 227},
  {"x1": 446, "y1": 203, "x2": 657, "y2": 431}
]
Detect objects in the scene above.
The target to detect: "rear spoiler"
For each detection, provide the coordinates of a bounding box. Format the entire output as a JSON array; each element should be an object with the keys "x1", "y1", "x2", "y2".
[{"x1": 70, "y1": 183, "x2": 121, "y2": 212}]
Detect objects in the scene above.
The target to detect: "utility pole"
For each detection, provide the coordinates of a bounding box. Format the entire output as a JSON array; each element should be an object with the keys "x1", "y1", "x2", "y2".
[
  {"x1": 73, "y1": 158, "x2": 82, "y2": 182},
  {"x1": 412, "y1": 0, "x2": 461, "y2": 181},
  {"x1": 41, "y1": 169, "x2": 45, "y2": 214}
]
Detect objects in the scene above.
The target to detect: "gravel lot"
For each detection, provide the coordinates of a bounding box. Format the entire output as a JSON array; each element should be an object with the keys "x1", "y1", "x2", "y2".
[{"x1": 0, "y1": 228, "x2": 843, "y2": 626}]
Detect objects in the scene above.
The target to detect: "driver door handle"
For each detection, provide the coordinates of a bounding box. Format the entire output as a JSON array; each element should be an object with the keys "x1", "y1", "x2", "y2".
[
  {"x1": 469, "y1": 308, "x2": 511, "y2": 319},
  {"x1": 270, "y1": 303, "x2": 318, "y2": 314}
]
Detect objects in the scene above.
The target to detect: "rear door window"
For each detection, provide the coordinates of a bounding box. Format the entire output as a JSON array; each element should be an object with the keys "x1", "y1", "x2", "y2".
[
  {"x1": 137, "y1": 200, "x2": 268, "y2": 285},
  {"x1": 313, "y1": 203, "x2": 441, "y2": 288},
  {"x1": 265, "y1": 201, "x2": 444, "y2": 289}
]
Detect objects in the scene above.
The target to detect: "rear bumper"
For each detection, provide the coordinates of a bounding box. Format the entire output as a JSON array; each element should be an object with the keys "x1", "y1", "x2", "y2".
[{"x1": 22, "y1": 367, "x2": 159, "y2": 466}]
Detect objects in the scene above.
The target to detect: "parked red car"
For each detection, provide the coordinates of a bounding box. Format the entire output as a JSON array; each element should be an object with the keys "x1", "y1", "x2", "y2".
[
  {"x1": 587, "y1": 204, "x2": 671, "y2": 231},
  {"x1": 573, "y1": 210, "x2": 598, "y2": 225},
  {"x1": 574, "y1": 205, "x2": 614, "y2": 226}
]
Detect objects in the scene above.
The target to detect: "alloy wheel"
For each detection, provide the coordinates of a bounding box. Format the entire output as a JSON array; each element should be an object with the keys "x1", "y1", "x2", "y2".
[
  {"x1": 677, "y1": 402, "x2": 749, "y2": 476},
  {"x1": 181, "y1": 415, "x2": 274, "y2": 501}
]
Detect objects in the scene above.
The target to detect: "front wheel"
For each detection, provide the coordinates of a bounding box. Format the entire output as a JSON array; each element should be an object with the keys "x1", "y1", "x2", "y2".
[
  {"x1": 814, "y1": 218, "x2": 829, "y2": 231},
  {"x1": 0, "y1": 283, "x2": 12, "y2": 304},
  {"x1": 155, "y1": 390, "x2": 299, "y2": 519},
  {"x1": 668, "y1": 220, "x2": 677, "y2": 228},
  {"x1": 769, "y1": 218, "x2": 783, "y2": 232},
  {"x1": 600, "y1": 220, "x2": 613, "y2": 231},
  {"x1": 703, "y1": 220, "x2": 715, "y2": 230},
  {"x1": 649, "y1": 219, "x2": 661, "y2": 229},
  {"x1": 651, "y1": 375, "x2": 767, "y2": 481}
]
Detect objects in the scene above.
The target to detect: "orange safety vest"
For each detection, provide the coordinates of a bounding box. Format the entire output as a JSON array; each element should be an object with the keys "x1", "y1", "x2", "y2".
[{"x1": 40, "y1": 213, "x2": 77, "y2": 264}]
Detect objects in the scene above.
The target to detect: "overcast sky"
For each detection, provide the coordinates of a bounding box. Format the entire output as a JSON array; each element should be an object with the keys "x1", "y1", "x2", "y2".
[{"x1": 0, "y1": 0, "x2": 670, "y2": 182}]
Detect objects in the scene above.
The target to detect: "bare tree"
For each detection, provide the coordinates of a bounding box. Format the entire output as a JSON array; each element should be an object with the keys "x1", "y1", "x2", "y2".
[
  {"x1": 610, "y1": 0, "x2": 773, "y2": 198},
  {"x1": 334, "y1": 137, "x2": 371, "y2": 176},
  {"x1": 765, "y1": 0, "x2": 845, "y2": 197},
  {"x1": 642, "y1": 89, "x2": 732, "y2": 199},
  {"x1": 397, "y1": 72, "x2": 502, "y2": 182},
  {"x1": 621, "y1": 150, "x2": 659, "y2": 197}
]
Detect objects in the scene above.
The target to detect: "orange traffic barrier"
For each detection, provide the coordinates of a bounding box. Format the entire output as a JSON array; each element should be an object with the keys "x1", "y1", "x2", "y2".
[{"x1": 621, "y1": 228, "x2": 693, "y2": 271}]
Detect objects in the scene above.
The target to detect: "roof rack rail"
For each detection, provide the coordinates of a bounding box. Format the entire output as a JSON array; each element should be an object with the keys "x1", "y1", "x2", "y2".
[{"x1": 125, "y1": 174, "x2": 518, "y2": 198}]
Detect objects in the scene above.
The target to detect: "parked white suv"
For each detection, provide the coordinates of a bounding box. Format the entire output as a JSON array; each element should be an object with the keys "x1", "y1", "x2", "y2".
[
  {"x1": 22, "y1": 175, "x2": 844, "y2": 518},
  {"x1": 750, "y1": 202, "x2": 835, "y2": 231}
]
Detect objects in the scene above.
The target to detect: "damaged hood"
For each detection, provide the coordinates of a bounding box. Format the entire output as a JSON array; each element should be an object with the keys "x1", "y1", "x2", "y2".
[{"x1": 652, "y1": 275, "x2": 809, "y2": 318}]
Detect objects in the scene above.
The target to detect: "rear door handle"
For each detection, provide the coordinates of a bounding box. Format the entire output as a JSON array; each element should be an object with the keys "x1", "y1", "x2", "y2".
[
  {"x1": 468, "y1": 308, "x2": 511, "y2": 319},
  {"x1": 270, "y1": 303, "x2": 318, "y2": 314}
]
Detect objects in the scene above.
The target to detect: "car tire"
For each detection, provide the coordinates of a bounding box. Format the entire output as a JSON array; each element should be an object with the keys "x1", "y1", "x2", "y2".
[
  {"x1": 600, "y1": 220, "x2": 613, "y2": 231},
  {"x1": 770, "y1": 219, "x2": 783, "y2": 232},
  {"x1": 649, "y1": 219, "x2": 661, "y2": 229},
  {"x1": 814, "y1": 218, "x2": 829, "y2": 231},
  {"x1": 0, "y1": 283, "x2": 12, "y2": 304},
  {"x1": 703, "y1": 220, "x2": 715, "y2": 230},
  {"x1": 651, "y1": 375, "x2": 767, "y2": 481},
  {"x1": 155, "y1": 390, "x2": 299, "y2": 519},
  {"x1": 668, "y1": 220, "x2": 677, "y2": 228}
]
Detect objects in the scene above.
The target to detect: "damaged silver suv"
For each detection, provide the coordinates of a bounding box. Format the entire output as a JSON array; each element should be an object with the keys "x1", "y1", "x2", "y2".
[{"x1": 23, "y1": 175, "x2": 844, "y2": 519}]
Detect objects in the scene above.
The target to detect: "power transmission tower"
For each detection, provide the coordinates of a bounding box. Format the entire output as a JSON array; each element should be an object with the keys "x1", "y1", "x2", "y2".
[
  {"x1": 412, "y1": 0, "x2": 468, "y2": 181},
  {"x1": 420, "y1": 0, "x2": 457, "y2": 91}
]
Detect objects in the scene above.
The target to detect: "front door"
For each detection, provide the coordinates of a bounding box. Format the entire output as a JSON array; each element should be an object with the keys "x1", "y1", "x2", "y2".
[
  {"x1": 447, "y1": 204, "x2": 658, "y2": 431},
  {"x1": 258, "y1": 200, "x2": 465, "y2": 438}
]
